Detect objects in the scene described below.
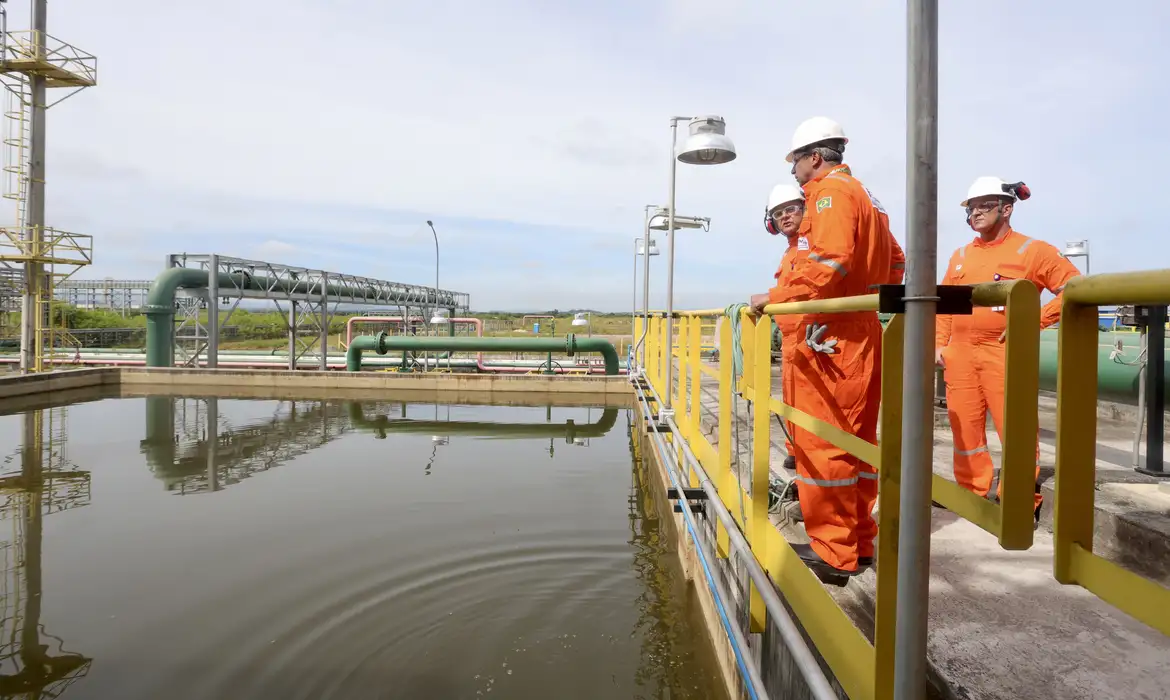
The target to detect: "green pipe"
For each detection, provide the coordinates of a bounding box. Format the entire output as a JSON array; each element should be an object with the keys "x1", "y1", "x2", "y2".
[
  {"x1": 345, "y1": 332, "x2": 621, "y2": 375},
  {"x1": 144, "y1": 267, "x2": 456, "y2": 367},
  {"x1": 1037, "y1": 340, "x2": 1168, "y2": 404},
  {"x1": 144, "y1": 269, "x2": 245, "y2": 367},
  {"x1": 346, "y1": 403, "x2": 618, "y2": 440}
]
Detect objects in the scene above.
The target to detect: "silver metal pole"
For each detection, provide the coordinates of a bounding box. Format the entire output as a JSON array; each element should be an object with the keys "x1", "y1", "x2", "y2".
[
  {"x1": 287, "y1": 301, "x2": 296, "y2": 370},
  {"x1": 207, "y1": 254, "x2": 218, "y2": 368},
  {"x1": 642, "y1": 207, "x2": 652, "y2": 367},
  {"x1": 319, "y1": 272, "x2": 329, "y2": 371},
  {"x1": 1133, "y1": 330, "x2": 1148, "y2": 467},
  {"x1": 427, "y1": 220, "x2": 440, "y2": 316},
  {"x1": 662, "y1": 118, "x2": 680, "y2": 416},
  {"x1": 20, "y1": 0, "x2": 47, "y2": 373},
  {"x1": 894, "y1": 0, "x2": 938, "y2": 697},
  {"x1": 631, "y1": 237, "x2": 639, "y2": 359}
]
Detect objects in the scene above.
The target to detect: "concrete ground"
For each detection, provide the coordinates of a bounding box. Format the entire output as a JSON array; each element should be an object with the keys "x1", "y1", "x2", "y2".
[{"x1": 690, "y1": 361, "x2": 1170, "y2": 700}]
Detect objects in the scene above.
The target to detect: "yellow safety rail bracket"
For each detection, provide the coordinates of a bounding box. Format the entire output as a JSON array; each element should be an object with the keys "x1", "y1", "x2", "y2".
[
  {"x1": 716, "y1": 318, "x2": 735, "y2": 557},
  {"x1": 930, "y1": 279, "x2": 1040, "y2": 550},
  {"x1": 873, "y1": 314, "x2": 904, "y2": 700},
  {"x1": 748, "y1": 313, "x2": 772, "y2": 633},
  {"x1": 1054, "y1": 271, "x2": 1170, "y2": 636}
]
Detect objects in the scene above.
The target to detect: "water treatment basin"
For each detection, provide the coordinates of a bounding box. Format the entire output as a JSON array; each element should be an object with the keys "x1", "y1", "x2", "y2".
[{"x1": 0, "y1": 390, "x2": 727, "y2": 699}]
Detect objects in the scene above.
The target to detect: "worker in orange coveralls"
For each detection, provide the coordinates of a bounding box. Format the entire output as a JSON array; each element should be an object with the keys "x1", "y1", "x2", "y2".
[
  {"x1": 761, "y1": 117, "x2": 905, "y2": 580},
  {"x1": 751, "y1": 184, "x2": 811, "y2": 476},
  {"x1": 936, "y1": 176, "x2": 1081, "y2": 524}
]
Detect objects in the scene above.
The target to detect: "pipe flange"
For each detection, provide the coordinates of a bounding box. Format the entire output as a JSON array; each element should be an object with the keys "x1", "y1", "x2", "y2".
[
  {"x1": 375, "y1": 330, "x2": 389, "y2": 354},
  {"x1": 565, "y1": 333, "x2": 576, "y2": 356}
]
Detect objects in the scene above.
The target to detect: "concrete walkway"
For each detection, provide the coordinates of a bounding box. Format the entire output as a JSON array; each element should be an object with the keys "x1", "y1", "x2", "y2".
[{"x1": 687, "y1": 361, "x2": 1170, "y2": 700}]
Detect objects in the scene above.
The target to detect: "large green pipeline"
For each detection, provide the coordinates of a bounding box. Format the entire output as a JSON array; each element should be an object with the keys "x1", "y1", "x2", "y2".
[
  {"x1": 346, "y1": 403, "x2": 618, "y2": 440},
  {"x1": 144, "y1": 267, "x2": 454, "y2": 367},
  {"x1": 144, "y1": 269, "x2": 244, "y2": 367},
  {"x1": 1038, "y1": 337, "x2": 1168, "y2": 404},
  {"x1": 346, "y1": 332, "x2": 621, "y2": 375}
]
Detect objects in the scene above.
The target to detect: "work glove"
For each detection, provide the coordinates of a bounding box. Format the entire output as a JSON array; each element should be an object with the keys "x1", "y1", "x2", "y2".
[{"x1": 805, "y1": 323, "x2": 838, "y2": 355}]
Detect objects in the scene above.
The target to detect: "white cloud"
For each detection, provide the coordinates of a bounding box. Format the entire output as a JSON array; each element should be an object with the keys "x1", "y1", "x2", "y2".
[{"x1": 5, "y1": 0, "x2": 1166, "y2": 310}]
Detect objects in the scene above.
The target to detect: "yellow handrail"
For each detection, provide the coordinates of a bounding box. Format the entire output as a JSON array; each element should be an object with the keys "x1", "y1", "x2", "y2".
[
  {"x1": 1054, "y1": 269, "x2": 1170, "y2": 636},
  {"x1": 638, "y1": 270, "x2": 1170, "y2": 698}
]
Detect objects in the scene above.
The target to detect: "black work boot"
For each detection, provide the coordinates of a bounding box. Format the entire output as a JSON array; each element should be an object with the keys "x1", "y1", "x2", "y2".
[{"x1": 790, "y1": 543, "x2": 860, "y2": 586}]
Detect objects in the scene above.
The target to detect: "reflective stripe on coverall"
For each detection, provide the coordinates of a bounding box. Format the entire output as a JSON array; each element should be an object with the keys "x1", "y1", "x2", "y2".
[
  {"x1": 936, "y1": 229, "x2": 1081, "y2": 508},
  {"x1": 768, "y1": 164, "x2": 904, "y2": 572},
  {"x1": 773, "y1": 218, "x2": 812, "y2": 457}
]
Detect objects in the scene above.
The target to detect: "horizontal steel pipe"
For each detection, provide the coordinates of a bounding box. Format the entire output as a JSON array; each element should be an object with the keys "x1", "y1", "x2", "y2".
[{"x1": 345, "y1": 333, "x2": 620, "y2": 375}]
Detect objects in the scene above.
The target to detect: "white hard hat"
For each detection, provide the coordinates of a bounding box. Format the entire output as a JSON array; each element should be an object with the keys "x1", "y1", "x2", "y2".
[
  {"x1": 785, "y1": 117, "x2": 848, "y2": 163},
  {"x1": 961, "y1": 176, "x2": 1016, "y2": 208},
  {"x1": 767, "y1": 183, "x2": 805, "y2": 213}
]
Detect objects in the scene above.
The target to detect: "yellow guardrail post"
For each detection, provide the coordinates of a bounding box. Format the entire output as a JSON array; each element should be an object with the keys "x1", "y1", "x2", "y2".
[
  {"x1": 1054, "y1": 271, "x2": 1170, "y2": 636},
  {"x1": 689, "y1": 316, "x2": 702, "y2": 487},
  {"x1": 928, "y1": 280, "x2": 1040, "y2": 549},
  {"x1": 677, "y1": 316, "x2": 688, "y2": 432},
  {"x1": 748, "y1": 313, "x2": 772, "y2": 633},
  {"x1": 650, "y1": 316, "x2": 662, "y2": 393},
  {"x1": 741, "y1": 310, "x2": 756, "y2": 398},
  {"x1": 716, "y1": 316, "x2": 735, "y2": 557},
  {"x1": 874, "y1": 314, "x2": 905, "y2": 700},
  {"x1": 633, "y1": 314, "x2": 643, "y2": 366}
]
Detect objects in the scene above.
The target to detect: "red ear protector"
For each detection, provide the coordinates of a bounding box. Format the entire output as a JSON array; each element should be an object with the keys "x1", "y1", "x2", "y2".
[
  {"x1": 1002, "y1": 181, "x2": 1031, "y2": 201},
  {"x1": 765, "y1": 210, "x2": 781, "y2": 235}
]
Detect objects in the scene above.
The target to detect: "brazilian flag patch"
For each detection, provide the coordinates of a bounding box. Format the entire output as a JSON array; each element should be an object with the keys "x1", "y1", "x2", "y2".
[{"x1": 816, "y1": 196, "x2": 832, "y2": 213}]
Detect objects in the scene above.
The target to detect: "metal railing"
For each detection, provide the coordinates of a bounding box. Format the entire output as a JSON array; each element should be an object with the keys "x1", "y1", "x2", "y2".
[
  {"x1": 635, "y1": 271, "x2": 1170, "y2": 699},
  {"x1": 1053, "y1": 270, "x2": 1170, "y2": 637}
]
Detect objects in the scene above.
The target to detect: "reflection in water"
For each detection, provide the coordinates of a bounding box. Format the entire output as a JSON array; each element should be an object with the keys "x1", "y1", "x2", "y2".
[
  {"x1": 0, "y1": 397, "x2": 724, "y2": 699},
  {"x1": 0, "y1": 409, "x2": 92, "y2": 696},
  {"x1": 141, "y1": 398, "x2": 619, "y2": 494}
]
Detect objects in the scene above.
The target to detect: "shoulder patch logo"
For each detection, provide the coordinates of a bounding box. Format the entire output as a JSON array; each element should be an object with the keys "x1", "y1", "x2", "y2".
[{"x1": 815, "y1": 196, "x2": 832, "y2": 213}]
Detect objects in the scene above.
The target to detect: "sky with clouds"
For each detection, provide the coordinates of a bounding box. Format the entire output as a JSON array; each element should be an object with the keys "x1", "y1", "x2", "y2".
[{"x1": 18, "y1": 0, "x2": 1169, "y2": 311}]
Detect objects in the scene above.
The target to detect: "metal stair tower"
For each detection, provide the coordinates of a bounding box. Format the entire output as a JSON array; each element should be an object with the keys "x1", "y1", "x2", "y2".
[{"x1": 0, "y1": 0, "x2": 96, "y2": 372}]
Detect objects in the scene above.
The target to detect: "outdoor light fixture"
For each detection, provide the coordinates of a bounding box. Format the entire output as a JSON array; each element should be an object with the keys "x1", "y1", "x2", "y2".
[
  {"x1": 648, "y1": 208, "x2": 709, "y2": 231},
  {"x1": 659, "y1": 114, "x2": 734, "y2": 417},
  {"x1": 571, "y1": 313, "x2": 589, "y2": 327},
  {"x1": 430, "y1": 308, "x2": 450, "y2": 325},
  {"x1": 676, "y1": 115, "x2": 737, "y2": 165}
]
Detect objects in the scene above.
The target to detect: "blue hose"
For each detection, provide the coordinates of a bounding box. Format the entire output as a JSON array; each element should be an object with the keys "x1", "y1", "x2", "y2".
[
  {"x1": 659, "y1": 435, "x2": 763, "y2": 700},
  {"x1": 638, "y1": 385, "x2": 765, "y2": 700}
]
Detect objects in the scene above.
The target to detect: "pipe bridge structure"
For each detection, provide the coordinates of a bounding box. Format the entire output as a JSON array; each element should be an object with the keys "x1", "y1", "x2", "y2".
[{"x1": 148, "y1": 254, "x2": 472, "y2": 370}]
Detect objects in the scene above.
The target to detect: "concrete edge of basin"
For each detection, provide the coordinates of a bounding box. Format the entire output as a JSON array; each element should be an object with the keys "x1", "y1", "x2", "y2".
[{"x1": 0, "y1": 367, "x2": 637, "y2": 411}]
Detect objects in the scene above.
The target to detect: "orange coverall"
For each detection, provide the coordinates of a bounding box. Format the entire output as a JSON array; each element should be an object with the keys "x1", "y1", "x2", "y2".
[
  {"x1": 768, "y1": 164, "x2": 905, "y2": 572},
  {"x1": 936, "y1": 228, "x2": 1081, "y2": 509},
  {"x1": 773, "y1": 218, "x2": 812, "y2": 458}
]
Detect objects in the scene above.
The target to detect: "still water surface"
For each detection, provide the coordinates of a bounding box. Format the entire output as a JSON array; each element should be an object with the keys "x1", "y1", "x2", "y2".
[{"x1": 0, "y1": 395, "x2": 727, "y2": 699}]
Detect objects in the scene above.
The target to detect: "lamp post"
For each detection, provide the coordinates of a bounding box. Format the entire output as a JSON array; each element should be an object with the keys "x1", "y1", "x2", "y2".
[
  {"x1": 1064, "y1": 239, "x2": 1090, "y2": 275},
  {"x1": 425, "y1": 220, "x2": 441, "y2": 319},
  {"x1": 660, "y1": 115, "x2": 735, "y2": 418},
  {"x1": 632, "y1": 234, "x2": 660, "y2": 358}
]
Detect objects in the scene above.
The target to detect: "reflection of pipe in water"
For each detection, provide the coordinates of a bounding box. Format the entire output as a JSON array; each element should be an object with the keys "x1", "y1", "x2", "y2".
[
  {"x1": 0, "y1": 411, "x2": 92, "y2": 695},
  {"x1": 140, "y1": 396, "x2": 381, "y2": 493},
  {"x1": 345, "y1": 403, "x2": 619, "y2": 442}
]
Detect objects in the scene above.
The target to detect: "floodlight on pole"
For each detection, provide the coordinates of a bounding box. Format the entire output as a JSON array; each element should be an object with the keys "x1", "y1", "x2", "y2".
[
  {"x1": 430, "y1": 308, "x2": 450, "y2": 325},
  {"x1": 660, "y1": 114, "x2": 734, "y2": 419}
]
